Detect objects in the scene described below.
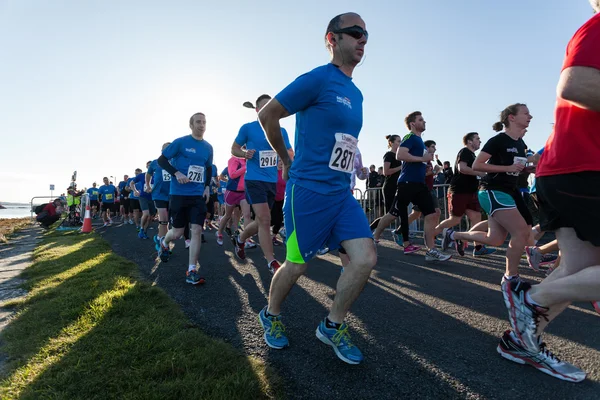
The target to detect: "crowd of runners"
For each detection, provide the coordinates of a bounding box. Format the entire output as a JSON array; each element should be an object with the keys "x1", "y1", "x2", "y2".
[{"x1": 59, "y1": 5, "x2": 600, "y2": 384}]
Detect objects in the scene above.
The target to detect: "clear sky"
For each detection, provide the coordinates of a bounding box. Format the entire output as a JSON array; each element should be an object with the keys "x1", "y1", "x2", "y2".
[{"x1": 0, "y1": 0, "x2": 595, "y2": 203}]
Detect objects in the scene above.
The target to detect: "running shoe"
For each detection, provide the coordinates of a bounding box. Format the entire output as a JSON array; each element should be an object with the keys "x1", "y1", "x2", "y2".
[
  {"x1": 403, "y1": 244, "x2": 421, "y2": 255},
  {"x1": 138, "y1": 230, "x2": 148, "y2": 240},
  {"x1": 501, "y1": 274, "x2": 521, "y2": 287},
  {"x1": 128, "y1": 219, "x2": 134, "y2": 225},
  {"x1": 473, "y1": 245, "x2": 496, "y2": 257},
  {"x1": 268, "y1": 260, "x2": 281, "y2": 274},
  {"x1": 441, "y1": 228, "x2": 454, "y2": 252},
  {"x1": 185, "y1": 239, "x2": 191, "y2": 249},
  {"x1": 216, "y1": 232, "x2": 223, "y2": 246},
  {"x1": 502, "y1": 280, "x2": 549, "y2": 353},
  {"x1": 592, "y1": 301, "x2": 600, "y2": 315},
  {"x1": 258, "y1": 306, "x2": 288, "y2": 349},
  {"x1": 158, "y1": 238, "x2": 170, "y2": 262},
  {"x1": 272, "y1": 236, "x2": 282, "y2": 246},
  {"x1": 245, "y1": 240, "x2": 257, "y2": 249},
  {"x1": 453, "y1": 239, "x2": 466, "y2": 256},
  {"x1": 497, "y1": 330, "x2": 586, "y2": 383},
  {"x1": 153, "y1": 235, "x2": 161, "y2": 251},
  {"x1": 392, "y1": 231, "x2": 404, "y2": 247},
  {"x1": 525, "y1": 246, "x2": 543, "y2": 271},
  {"x1": 279, "y1": 227, "x2": 286, "y2": 241},
  {"x1": 317, "y1": 247, "x2": 330, "y2": 256},
  {"x1": 425, "y1": 249, "x2": 452, "y2": 262},
  {"x1": 232, "y1": 234, "x2": 246, "y2": 260},
  {"x1": 225, "y1": 226, "x2": 233, "y2": 238},
  {"x1": 186, "y1": 269, "x2": 205, "y2": 285},
  {"x1": 540, "y1": 253, "x2": 558, "y2": 266},
  {"x1": 316, "y1": 319, "x2": 363, "y2": 365}
]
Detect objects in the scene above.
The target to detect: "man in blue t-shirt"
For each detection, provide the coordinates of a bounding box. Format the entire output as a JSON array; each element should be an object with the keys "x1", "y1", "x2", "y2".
[
  {"x1": 147, "y1": 142, "x2": 172, "y2": 250},
  {"x1": 98, "y1": 176, "x2": 117, "y2": 227},
  {"x1": 372, "y1": 111, "x2": 451, "y2": 262},
  {"x1": 86, "y1": 182, "x2": 100, "y2": 218},
  {"x1": 254, "y1": 13, "x2": 375, "y2": 365},
  {"x1": 157, "y1": 112, "x2": 213, "y2": 286},
  {"x1": 118, "y1": 175, "x2": 132, "y2": 224},
  {"x1": 231, "y1": 94, "x2": 293, "y2": 273},
  {"x1": 131, "y1": 164, "x2": 153, "y2": 240}
]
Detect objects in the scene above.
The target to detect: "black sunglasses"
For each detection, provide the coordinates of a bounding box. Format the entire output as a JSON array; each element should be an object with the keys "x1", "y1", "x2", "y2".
[{"x1": 332, "y1": 25, "x2": 368, "y2": 41}]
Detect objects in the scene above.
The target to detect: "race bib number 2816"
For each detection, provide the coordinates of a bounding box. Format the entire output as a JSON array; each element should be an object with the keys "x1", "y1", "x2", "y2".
[{"x1": 329, "y1": 133, "x2": 357, "y2": 173}]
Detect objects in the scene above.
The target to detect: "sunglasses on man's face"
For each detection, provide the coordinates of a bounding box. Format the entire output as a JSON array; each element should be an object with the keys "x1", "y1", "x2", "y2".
[{"x1": 332, "y1": 25, "x2": 368, "y2": 41}]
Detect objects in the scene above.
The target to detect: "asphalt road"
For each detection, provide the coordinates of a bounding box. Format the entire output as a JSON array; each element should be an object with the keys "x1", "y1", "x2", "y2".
[{"x1": 98, "y1": 219, "x2": 600, "y2": 400}]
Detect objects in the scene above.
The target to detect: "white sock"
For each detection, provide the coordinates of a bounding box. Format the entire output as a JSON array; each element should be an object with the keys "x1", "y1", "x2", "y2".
[
  {"x1": 188, "y1": 265, "x2": 196, "y2": 272},
  {"x1": 449, "y1": 231, "x2": 456, "y2": 241}
]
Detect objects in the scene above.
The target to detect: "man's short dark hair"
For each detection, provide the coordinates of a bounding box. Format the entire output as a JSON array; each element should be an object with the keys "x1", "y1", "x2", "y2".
[
  {"x1": 463, "y1": 132, "x2": 478, "y2": 145},
  {"x1": 189, "y1": 112, "x2": 205, "y2": 126},
  {"x1": 405, "y1": 111, "x2": 422, "y2": 130},
  {"x1": 255, "y1": 94, "x2": 271, "y2": 107},
  {"x1": 424, "y1": 140, "x2": 436, "y2": 148}
]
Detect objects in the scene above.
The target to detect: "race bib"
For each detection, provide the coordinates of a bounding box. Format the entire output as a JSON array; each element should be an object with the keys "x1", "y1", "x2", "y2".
[
  {"x1": 329, "y1": 133, "x2": 357, "y2": 173},
  {"x1": 259, "y1": 150, "x2": 278, "y2": 168},
  {"x1": 162, "y1": 170, "x2": 171, "y2": 182},
  {"x1": 143, "y1": 184, "x2": 149, "y2": 191},
  {"x1": 187, "y1": 165, "x2": 205, "y2": 183},
  {"x1": 105, "y1": 193, "x2": 113, "y2": 200}
]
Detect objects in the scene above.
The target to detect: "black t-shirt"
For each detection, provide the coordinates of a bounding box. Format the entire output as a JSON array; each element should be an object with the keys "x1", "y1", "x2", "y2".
[
  {"x1": 479, "y1": 132, "x2": 528, "y2": 193},
  {"x1": 517, "y1": 171, "x2": 530, "y2": 190},
  {"x1": 383, "y1": 151, "x2": 401, "y2": 186},
  {"x1": 367, "y1": 171, "x2": 379, "y2": 188},
  {"x1": 443, "y1": 168, "x2": 454, "y2": 184},
  {"x1": 450, "y1": 148, "x2": 478, "y2": 194}
]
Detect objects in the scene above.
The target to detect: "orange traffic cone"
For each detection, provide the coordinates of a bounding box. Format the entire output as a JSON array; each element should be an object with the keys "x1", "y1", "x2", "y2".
[{"x1": 80, "y1": 204, "x2": 93, "y2": 233}]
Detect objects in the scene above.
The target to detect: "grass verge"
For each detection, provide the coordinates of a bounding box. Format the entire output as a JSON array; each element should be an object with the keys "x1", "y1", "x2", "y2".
[
  {"x1": 0, "y1": 230, "x2": 280, "y2": 399},
  {"x1": 0, "y1": 218, "x2": 31, "y2": 243}
]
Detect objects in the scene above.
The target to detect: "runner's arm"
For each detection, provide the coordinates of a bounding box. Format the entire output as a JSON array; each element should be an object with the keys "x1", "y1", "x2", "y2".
[
  {"x1": 557, "y1": 66, "x2": 600, "y2": 112},
  {"x1": 258, "y1": 99, "x2": 292, "y2": 166},
  {"x1": 157, "y1": 155, "x2": 178, "y2": 176},
  {"x1": 472, "y1": 152, "x2": 520, "y2": 174},
  {"x1": 228, "y1": 159, "x2": 246, "y2": 179},
  {"x1": 458, "y1": 161, "x2": 485, "y2": 177},
  {"x1": 396, "y1": 146, "x2": 429, "y2": 163}
]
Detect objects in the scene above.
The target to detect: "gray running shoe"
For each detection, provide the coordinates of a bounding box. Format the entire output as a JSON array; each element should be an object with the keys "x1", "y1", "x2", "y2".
[
  {"x1": 525, "y1": 246, "x2": 542, "y2": 271},
  {"x1": 497, "y1": 330, "x2": 586, "y2": 382},
  {"x1": 502, "y1": 280, "x2": 549, "y2": 353},
  {"x1": 425, "y1": 249, "x2": 452, "y2": 262}
]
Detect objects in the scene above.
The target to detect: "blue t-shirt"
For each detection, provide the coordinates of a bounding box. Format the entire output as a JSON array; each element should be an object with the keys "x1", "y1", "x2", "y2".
[
  {"x1": 209, "y1": 164, "x2": 218, "y2": 193},
  {"x1": 134, "y1": 173, "x2": 152, "y2": 200},
  {"x1": 530, "y1": 148, "x2": 544, "y2": 194},
  {"x1": 398, "y1": 133, "x2": 427, "y2": 184},
  {"x1": 235, "y1": 121, "x2": 291, "y2": 183},
  {"x1": 87, "y1": 187, "x2": 99, "y2": 201},
  {"x1": 147, "y1": 159, "x2": 171, "y2": 201},
  {"x1": 221, "y1": 167, "x2": 228, "y2": 178},
  {"x1": 218, "y1": 180, "x2": 227, "y2": 195},
  {"x1": 98, "y1": 184, "x2": 117, "y2": 203},
  {"x1": 126, "y1": 177, "x2": 137, "y2": 200},
  {"x1": 275, "y1": 63, "x2": 363, "y2": 195},
  {"x1": 162, "y1": 135, "x2": 213, "y2": 196}
]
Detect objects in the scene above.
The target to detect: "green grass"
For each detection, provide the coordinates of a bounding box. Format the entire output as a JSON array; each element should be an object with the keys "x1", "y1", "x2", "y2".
[{"x1": 0, "y1": 231, "x2": 280, "y2": 399}]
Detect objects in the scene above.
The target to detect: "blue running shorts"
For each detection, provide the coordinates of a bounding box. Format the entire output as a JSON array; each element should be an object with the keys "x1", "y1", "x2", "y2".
[{"x1": 284, "y1": 183, "x2": 372, "y2": 264}]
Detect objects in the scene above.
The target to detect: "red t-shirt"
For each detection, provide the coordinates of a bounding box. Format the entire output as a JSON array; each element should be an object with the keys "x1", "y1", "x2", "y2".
[
  {"x1": 43, "y1": 203, "x2": 57, "y2": 217},
  {"x1": 425, "y1": 161, "x2": 434, "y2": 190},
  {"x1": 537, "y1": 13, "x2": 600, "y2": 177}
]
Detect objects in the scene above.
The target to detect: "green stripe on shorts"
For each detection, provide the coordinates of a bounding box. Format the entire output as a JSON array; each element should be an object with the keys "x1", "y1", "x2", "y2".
[{"x1": 285, "y1": 184, "x2": 306, "y2": 264}]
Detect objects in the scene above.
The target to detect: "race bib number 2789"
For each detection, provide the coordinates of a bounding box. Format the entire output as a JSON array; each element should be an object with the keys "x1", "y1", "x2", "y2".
[
  {"x1": 328, "y1": 133, "x2": 357, "y2": 173},
  {"x1": 187, "y1": 165, "x2": 205, "y2": 183}
]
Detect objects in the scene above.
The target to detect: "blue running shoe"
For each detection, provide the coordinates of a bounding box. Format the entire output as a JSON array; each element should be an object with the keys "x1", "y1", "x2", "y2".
[
  {"x1": 258, "y1": 307, "x2": 289, "y2": 349},
  {"x1": 392, "y1": 231, "x2": 404, "y2": 247},
  {"x1": 316, "y1": 320, "x2": 363, "y2": 365},
  {"x1": 158, "y1": 238, "x2": 170, "y2": 263},
  {"x1": 153, "y1": 235, "x2": 161, "y2": 251},
  {"x1": 473, "y1": 245, "x2": 496, "y2": 257},
  {"x1": 186, "y1": 269, "x2": 205, "y2": 285}
]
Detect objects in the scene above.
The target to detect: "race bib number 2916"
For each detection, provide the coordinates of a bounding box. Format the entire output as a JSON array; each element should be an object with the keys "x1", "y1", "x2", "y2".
[{"x1": 329, "y1": 133, "x2": 357, "y2": 173}]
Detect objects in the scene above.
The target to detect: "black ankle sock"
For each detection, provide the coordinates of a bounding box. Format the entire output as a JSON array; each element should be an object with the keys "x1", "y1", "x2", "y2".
[{"x1": 325, "y1": 318, "x2": 342, "y2": 330}]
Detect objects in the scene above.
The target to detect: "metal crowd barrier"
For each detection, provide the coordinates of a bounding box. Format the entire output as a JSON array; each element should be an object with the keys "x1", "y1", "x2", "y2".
[{"x1": 358, "y1": 184, "x2": 472, "y2": 234}]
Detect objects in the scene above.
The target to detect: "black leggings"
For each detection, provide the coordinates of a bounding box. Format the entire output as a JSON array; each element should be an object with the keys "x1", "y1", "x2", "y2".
[
  {"x1": 369, "y1": 182, "x2": 397, "y2": 230},
  {"x1": 271, "y1": 199, "x2": 284, "y2": 235}
]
